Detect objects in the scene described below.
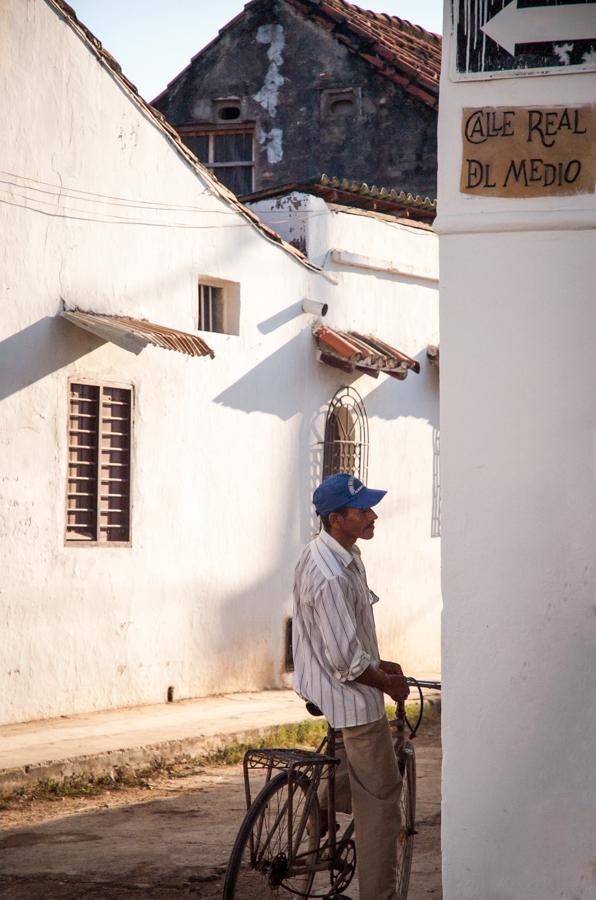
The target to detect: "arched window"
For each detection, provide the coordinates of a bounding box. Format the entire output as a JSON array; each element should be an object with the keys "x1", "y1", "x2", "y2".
[{"x1": 322, "y1": 386, "x2": 369, "y2": 482}]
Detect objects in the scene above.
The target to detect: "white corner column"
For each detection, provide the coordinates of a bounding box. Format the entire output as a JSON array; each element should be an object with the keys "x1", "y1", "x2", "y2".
[{"x1": 438, "y1": 2, "x2": 596, "y2": 898}]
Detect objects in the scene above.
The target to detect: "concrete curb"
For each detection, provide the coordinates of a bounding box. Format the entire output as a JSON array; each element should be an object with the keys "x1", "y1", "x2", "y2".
[
  {"x1": 0, "y1": 693, "x2": 441, "y2": 796},
  {"x1": 0, "y1": 724, "x2": 296, "y2": 796}
]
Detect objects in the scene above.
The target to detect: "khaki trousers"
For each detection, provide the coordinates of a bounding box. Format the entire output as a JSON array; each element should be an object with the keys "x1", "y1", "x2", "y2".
[{"x1": 322, "y1": 714, "x2": 402, "y2": 900}]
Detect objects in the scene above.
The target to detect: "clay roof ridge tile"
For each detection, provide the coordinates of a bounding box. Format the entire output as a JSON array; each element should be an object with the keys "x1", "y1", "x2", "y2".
[{"x1": 320, "y1": 175, "x2": 436, "y2": 209}]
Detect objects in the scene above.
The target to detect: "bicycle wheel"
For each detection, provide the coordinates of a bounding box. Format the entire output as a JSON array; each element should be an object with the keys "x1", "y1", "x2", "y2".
[
  {"x1": 223, "y1": 770, "x2": 321, "y2": 899},
  {"x1": 396, "y1": 742, "x2": 416, "y2": 900}
]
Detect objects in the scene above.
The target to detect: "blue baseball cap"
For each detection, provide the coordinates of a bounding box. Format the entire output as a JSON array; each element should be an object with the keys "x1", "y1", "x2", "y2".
[{"x1": 313, "y1": 473, "x2": 387, "y2": 517}]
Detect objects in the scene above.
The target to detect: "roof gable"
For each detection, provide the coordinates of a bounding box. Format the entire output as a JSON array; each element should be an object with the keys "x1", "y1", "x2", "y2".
[
  {"x1": 286, "y1": 0, "x2": 440, "y2": 109},
  {"x1": 156, "y1": 0, "x2": 441, "y2": 112},
  {"x1": 46, "y1": 0, "x2": 322, "y2": 276}
]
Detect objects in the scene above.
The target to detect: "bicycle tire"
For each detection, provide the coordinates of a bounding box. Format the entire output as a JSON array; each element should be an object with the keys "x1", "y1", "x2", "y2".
[
  {"x1": 396, "y1": 743, "x2": 416, "y2": 900},
  {"x1": 223, "y1": 770, "x2": 321, "y2": 899}
]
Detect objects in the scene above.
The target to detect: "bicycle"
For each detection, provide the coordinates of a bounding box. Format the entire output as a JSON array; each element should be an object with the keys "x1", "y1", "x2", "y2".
[{"x1": 222, "y1": 677, "x2": 428, "y2": 899}]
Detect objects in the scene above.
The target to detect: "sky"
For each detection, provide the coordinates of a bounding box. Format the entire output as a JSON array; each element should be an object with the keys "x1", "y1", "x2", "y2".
[{"x1": 71, "y1": 1, "x2": 443, "y2": 102}]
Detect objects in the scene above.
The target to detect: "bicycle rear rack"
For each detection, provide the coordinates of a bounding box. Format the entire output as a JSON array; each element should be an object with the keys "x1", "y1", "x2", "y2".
[{"x1": 243, "y1": 747, "x2": 338, "y2": 810}]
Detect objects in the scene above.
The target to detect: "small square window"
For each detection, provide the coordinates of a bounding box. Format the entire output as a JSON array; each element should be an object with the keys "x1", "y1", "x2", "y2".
[
  {"x1": 198, "y1": 283, "x2": 224, "y2": 333},
  {"x1": 197, "y1": 279, "x2": 240, "y2": 336}
]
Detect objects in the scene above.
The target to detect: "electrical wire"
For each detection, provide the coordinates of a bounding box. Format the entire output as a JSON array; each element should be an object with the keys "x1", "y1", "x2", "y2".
[
  {"x1": 0, "y1": 191, "x2": 250, "y2": 229},
  {"x1": 0, "y1": 169, "x2": 430, "y2": 234}
]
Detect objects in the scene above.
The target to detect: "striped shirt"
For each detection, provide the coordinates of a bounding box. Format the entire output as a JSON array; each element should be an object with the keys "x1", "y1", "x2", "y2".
[{"x1": 292, "y1": 529, "x2": 385, "y2": 729}]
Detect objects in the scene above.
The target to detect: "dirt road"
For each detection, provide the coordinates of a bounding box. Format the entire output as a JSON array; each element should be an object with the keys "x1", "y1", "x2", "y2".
[{"x1": 0, "y1": 719, "x2": 441, "y2": 899}]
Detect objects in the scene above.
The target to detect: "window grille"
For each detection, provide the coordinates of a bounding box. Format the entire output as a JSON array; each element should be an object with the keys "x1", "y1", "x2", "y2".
[
  {"x1": 66, "y1": 381, "x2": 132, "y2": 545},
  {"x1": 322, "y1": 386, "x2": 369, "y2": 482},
  {"x1": 198, "y1": 283, "x2": 224, "y2": 333},
  {"x1": 181, "y1": 128, "x2": 254, "y2": 196}
]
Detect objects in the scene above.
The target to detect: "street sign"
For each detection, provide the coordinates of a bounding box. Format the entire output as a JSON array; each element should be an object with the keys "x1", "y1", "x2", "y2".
[
  {"x1": 452, "y1": 0, "x2": 596, "y2": 81},
  {"x1": 460, "y1": 104, "x2": 596, "y2": 197}
]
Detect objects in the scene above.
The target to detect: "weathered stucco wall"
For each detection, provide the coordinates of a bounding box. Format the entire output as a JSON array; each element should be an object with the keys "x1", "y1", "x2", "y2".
[
  {"x1": 437, "y1": 1, "x2": 596, "y2": 897},
  {"x1": 154, "y1": 0, "x2": 438, "y2": 198},
  {"x1": 0, "y1": 0, "x2": 439, "y2": 726}
]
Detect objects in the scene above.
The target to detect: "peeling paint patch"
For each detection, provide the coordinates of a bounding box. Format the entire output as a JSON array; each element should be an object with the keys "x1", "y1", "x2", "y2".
[
  {"x1": 253, "y1": 24, "x2": 285, "y2": 117},
  {"x1": 257, "y1": 126, "x2": 283, "y2": 165}
]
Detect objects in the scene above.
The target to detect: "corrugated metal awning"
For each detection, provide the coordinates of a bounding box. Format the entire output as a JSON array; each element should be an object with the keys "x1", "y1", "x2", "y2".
[
  {"x1": 62, "y1": 309, "x2": 214, "y2": 358},
  {"x1": 314, "y1": 326, "x2": 420, "y2": 380}
]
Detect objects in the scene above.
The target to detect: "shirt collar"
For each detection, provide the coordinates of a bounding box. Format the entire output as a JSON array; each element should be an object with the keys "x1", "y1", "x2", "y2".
[{"x1": 318, "y1": 528, "x2": 358, "y2": 568}]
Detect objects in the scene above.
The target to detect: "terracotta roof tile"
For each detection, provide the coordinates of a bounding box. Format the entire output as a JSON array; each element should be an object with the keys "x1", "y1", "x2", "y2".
[
  {"x1": 314, "y1": 325, "x2": 420, "y2": 380},
  {"x1": 286, "y1": 0, "x2": 441, "y2": 109},
  {"x1": 243, "y1": 175, "x2": 436, "y2": 222}
]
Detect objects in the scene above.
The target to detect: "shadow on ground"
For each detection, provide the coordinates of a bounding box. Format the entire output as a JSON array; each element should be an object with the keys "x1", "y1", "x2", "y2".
[{"x1": 0, "y1": 723, "x2": 442, "y2": 899}]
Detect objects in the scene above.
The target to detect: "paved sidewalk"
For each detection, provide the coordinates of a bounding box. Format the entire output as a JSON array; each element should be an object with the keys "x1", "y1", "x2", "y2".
[{"x1": 0, "y1": 690, "x2": 311, "y2": 795}]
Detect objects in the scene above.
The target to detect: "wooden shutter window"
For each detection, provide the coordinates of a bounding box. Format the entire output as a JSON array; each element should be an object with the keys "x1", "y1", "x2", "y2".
[
  {"x1": 67, "y1": 383, "x2": 99, "y2": 541},
  {"x1": 66, "y1": 382, "x2": 132, "y2": 545},
  {"x1": 99, "y1": 386, "x2": 131, "y2": 543}
]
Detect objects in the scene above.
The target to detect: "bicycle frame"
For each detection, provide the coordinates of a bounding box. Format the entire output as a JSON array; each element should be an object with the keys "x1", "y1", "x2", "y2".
[
  {"x1": 242, "y1": 747, "x2": 338, "y2": 882},
  {"x1": 237, "y1": 679, "x2": 432, "y2": 895}
]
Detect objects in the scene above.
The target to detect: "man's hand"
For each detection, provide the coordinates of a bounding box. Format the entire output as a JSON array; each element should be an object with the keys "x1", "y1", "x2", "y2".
[
  {"x1": 379, "y1": 660, "x2": 404, "y2": 677},
  {"x1": 354, "y1": 662, "x2": 410, "y2": 701},
  {"x1": 384, "y1": 672, "x2": 410, "y2": 703},
  {"x1": 379, "y1": 660, "x2": 410, "y2": 700}
]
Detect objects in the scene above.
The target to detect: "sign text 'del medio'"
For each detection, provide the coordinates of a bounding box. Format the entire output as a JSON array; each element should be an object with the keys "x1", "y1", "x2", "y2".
[{"x1": 460, "y1": 104, "x2": 596, "y2": 198}]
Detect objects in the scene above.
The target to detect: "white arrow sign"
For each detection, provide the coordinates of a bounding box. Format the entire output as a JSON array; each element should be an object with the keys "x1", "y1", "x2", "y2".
[{"x1": 481, "y1": 1, "x2": 596, "y2": 57}]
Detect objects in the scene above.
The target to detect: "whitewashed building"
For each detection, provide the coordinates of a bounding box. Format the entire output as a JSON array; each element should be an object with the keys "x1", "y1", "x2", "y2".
[
  {"x1": 438, "y1": 1, "x2": 596, "y2": 897},
  {"x1": 0, "y1": 0, "x2": 439, "y2": 726}
]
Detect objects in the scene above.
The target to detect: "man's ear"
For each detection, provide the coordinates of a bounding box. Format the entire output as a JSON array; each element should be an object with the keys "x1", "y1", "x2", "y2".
[{"x1": 328, "y1": 509, "x2": 344, "y2": 529}]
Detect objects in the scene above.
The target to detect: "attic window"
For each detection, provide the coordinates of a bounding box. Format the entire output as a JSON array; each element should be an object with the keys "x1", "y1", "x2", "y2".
[
  {"x1": 321, "y1": 88, "x2": 361, "y2": 119},
  {"x1": 218, "y1": 105, "x2": 241, "y2": 121},
  {"x1": 178, "y1": 127, "x2": 254, "y2": 196},
  {"x1": 330, "y1": 97, "x2": 354, "y2": 115},
  {"x1": 213, "y1": 98, "x2": 243, "y2": 122}
]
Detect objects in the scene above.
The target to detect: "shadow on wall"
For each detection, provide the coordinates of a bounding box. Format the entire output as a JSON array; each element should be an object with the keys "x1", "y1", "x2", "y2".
[
  {"x1": 0, "y1": 316, "x2": 102, "y2": 402},
  {"x1": 257, "y1": 302, "x2": 303, "y2": 335},
  {"x1": 364, "y1": 349, "x2": 440, "y2": 537},
  {"x1": 364, "y1": 348, "x2": 439, "y2": 428},
  {"x1": 213, "y1": 331, "x2": 309, "y2": 421},
  {"x1": 300, "y1": 397, "x2": 329, "y2": 544}
]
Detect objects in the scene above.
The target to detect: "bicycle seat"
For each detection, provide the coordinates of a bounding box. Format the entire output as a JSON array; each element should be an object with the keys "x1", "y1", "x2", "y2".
[{"x1": 305, "y1": 701, "x2": 324, "y2": 717}]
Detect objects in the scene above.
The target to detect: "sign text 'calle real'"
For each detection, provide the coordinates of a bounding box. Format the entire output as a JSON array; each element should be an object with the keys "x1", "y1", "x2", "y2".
[{"x1": 460, "y1": 104, "x2": 596, "y2": 198}]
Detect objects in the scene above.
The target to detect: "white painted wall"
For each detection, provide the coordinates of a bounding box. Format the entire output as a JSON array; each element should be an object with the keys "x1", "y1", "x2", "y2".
[
  {"x1": 438, "y1": 2, "x2": 596, "y2": 898},
  {"x1": 0, "y1": 0, "x2": 440, "y2": 726},
  {"x1": 250, "y1": 194, "x2": 441, "y2": 680}
]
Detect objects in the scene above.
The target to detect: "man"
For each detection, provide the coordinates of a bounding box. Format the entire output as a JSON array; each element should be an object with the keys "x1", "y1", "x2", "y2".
[{"x1": 292, "y1": 472, "x2": 410, "y2": 900}]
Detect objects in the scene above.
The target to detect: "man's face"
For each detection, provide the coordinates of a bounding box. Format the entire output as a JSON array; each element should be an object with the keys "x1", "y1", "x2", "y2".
[{"x1": 334, "y1": 506, "x2": 378, "y2": 542}]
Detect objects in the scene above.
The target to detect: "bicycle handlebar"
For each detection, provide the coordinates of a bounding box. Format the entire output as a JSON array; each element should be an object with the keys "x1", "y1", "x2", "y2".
[
  {"x1": 398, "y1": 676, "x2": 441, "y2": 738},
  {"x1": 409, "y1": 678, "x2": 442, "y2": 691}
]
